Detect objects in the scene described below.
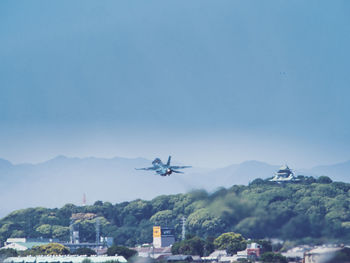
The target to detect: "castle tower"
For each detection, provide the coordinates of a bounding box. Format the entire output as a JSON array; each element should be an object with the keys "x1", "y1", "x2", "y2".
[{"x1": 269, "y1": 164, "x2": 298, "y2": 182}]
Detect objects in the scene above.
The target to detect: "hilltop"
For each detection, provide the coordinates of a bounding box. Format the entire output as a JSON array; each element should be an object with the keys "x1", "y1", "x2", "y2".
[
  {"x1": 1, "y1": 177, "x2": 349, "y2": 246},
  {"x1": 1, "y1": 156, "x2": 350, "y2": 216}
]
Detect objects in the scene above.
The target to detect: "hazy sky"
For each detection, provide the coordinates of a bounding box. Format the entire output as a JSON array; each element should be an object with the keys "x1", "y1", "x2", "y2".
[{"x1": 1, "y1": 0, "x2": 349, "y2": 168}]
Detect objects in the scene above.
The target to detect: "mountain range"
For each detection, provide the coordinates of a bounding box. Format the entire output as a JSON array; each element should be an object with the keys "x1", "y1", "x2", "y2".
[{"x1": 0, "y1": 156, "x2": 349, "y2": 217}]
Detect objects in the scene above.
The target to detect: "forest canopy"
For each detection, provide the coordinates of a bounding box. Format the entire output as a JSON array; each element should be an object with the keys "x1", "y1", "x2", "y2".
[{"x1": 0, "y1": 177, "x2": 349, "y2": 246}]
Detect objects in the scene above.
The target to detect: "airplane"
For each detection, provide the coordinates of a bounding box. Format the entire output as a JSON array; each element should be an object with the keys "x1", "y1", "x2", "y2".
[{"x1": 135, "y1": 156, "x2": 192, "y2": 176}]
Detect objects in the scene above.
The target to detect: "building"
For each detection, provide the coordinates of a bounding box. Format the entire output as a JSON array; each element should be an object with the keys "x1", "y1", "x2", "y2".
[
  {"x1": 167, "y1": 255, "x2": 193, "y2": 262},
  {"x1": 303, "y1": 246, "x2": 343, "y2": 263},
  {"x1": 4, "y1": 255, "x2": 127, "y2": 263},
  {"x1": 66, "y1": 212, "x2": 113, "y2": 252},
  {"x1": 202, "y1": 250, "x2": 227, "y2": 262},
  {"x1": 5, "y1": 238, "x2": 27, "y2": 244},
  {"x1": 269, "y1": 165, "x2": 299, "y2": 182},
  {"x1": 61, "y1": 237, "x2": 113, "y2": 253},
  {"x1": 281, "y1": 246, "x2": 309, "y2": 262},
  {"x1": 1, "y1": 242, "x2": 49, "y2": 251},
  {"x1": 134, "y1": 246, "x2": 172, "y2": 259},
  {"x1": 153, "y1": 226, "x2": 175, "y2": 248},
  {"x1": 1, "y1": 238, "x2": 53, "y2": 251},
  {"x1": 246, "y1": 242, "x2": 262, "y2": 258},
  {"x1": 1, "y1": 236, "x2": 112, "y2": 253}
]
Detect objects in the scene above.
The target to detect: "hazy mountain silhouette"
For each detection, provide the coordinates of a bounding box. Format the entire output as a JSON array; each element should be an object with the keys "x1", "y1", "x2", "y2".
[
  {"x1": 300, "y1": 160, "x2": 350, "y2": 182},
  {"x1": 0, "y1": 156, "x2": 349, "y2": 217}
]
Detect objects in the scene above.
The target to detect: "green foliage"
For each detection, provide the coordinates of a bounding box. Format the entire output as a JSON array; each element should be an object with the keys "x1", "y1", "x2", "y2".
[
  {"x1": 36, "y1": 224, "x2": 52, "y2": 237},
  {"x1": 26, "y1": 243, "x2": 70, "y2": 255},
  {"x1": 73, "y1": 247, "x2": 97, "y2": 256},
  {"x1": 107, "y1": 245, "x2": 137, "y2": 259},
  {"x1": 171, "y1": 236, "x2": 206, "y2": 256},
  {"x1": 52, "y1": 225, "x2": 70, "y2": 240},
  {"x1": 203, "y1": 236, "x2": 215, "y2": 256},
  {"x1": 187, "y1": 208, "x2": 224, "y2": 237},
  {"x1": 0, "y1": 248, "x2": 18, "y2": 259},
  {"x1": 260, "y1": 252, "x2": 288, "y2": 263},
  {"x1": 81, "y1": 259, "x2": 92, "y2": 263},
  {"x1": 150, "y1": 210, "x2": 174, "y2": 225},
  {"x1": 214, "y1": 232, "x2": 246, "y2": 255},
  {"x1": 327, "y1": 247, "x2": 350, "y2": 263},
  {"x1": 0, "y1": 179, "x2": 350, "y2": 246},
  {"x1": 317, "y1": 176, "x2": 333, "y2": 184}
]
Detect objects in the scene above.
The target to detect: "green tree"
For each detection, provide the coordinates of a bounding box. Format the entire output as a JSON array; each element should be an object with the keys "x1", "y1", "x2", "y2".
[
  {"x1": 150, "y1": 210, "x2": 174, "y2": 225},
  {"x1": 94, "y1": 201, "x2": 104, "y2": 206},
  {"x1": 10, "y1": 230, "x2": 25, "y2": 238},
  {"x1": 40, "y1": 214, "x2": 60, "y2": 225},
  {"x1": 28, "y1": 243, "x2": 70, "y2": 255},
  {"x1": 259, "y1": 240, "x2": 272, "y2": 253},
  {"x1": 327, "y1": 247, "x2": 350, "y2": 263},
  {"x1": 214, "y1": 232, "x2": 247, "y2": 255},
  {"x1": 260, "y1": 252, "x2": 287, "y2": 263},
  {"x1": 123, "y1": 200, "x2": 152, "y2": 221},
  {"x1": 107, "y1": 245, "x2": 137, "y2": 259},
  {"x1": 52, "y1": 225, "x2": 70, "y2": 240},
  {"x1": 2, "y1": 180, "x2": 350, "y2": 247},
  {"x1": 203, "y1": 236, "x2": 215, "y2": 256},
  {"x1": 317, "y1": 176, "x2": 332, "y2": 184},
  {"x1": 0, "y1": 248, "x2": 18, "y2": 259},
  {"x1": 171, "y1": 236, "x2": 205, "y2": 256},
  {"x1": 36, "y1": 224, "x2": 52, "y2": 237},
  {"x1": 187, "y1": 208, "x2": 224, "y2": 236}
]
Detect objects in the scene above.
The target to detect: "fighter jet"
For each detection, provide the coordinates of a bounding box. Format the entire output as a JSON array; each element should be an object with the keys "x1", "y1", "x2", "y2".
[{"x1": 135, "y1": 156, "x2": 191, "y2": 176}]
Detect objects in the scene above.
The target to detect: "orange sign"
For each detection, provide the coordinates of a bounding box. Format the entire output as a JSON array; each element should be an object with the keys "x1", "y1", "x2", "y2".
[{"x1": 153, "y1": 226, "x2": 161, "y2": 237}]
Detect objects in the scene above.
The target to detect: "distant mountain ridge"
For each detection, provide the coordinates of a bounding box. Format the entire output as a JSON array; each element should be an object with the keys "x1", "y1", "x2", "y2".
[
  {"x1": 0, "y1": 155, "x2": 349, "y2": 217},
  {"x1": 301, "y1": 160, "x2": 350, "y2": 182}
]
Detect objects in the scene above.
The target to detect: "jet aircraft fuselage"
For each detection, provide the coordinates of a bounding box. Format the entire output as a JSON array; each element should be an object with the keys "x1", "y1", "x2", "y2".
[{"x1": 135, "y1": 156, "x2": 191, "y2": 176}]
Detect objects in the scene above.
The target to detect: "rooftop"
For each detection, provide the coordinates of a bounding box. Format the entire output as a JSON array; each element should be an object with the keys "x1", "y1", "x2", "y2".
[{"x1": 4, "y1": 255, "x2": 127, "y2": 263}]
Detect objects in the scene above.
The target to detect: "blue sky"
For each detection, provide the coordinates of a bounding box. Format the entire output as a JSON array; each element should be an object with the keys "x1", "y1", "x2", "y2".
[{"x1": 1, "y1": 0, "x2": 349, "y2": 168}]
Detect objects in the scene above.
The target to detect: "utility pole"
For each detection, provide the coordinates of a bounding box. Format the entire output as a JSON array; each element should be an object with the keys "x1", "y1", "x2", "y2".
[
  {"x1": 69, "y1": 219, "x2": 74, "y2": 244},
  {"x1": 181, "y1": 216, "x2": 186, "y2": 241}
]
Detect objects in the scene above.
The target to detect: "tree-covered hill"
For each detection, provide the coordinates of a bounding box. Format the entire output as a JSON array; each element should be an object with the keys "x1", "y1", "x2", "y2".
[
  {"x1": 1, "y1": 176, "x2": 349, "y2": 246},
  {"x1": 1, "y1": 156, "x2": 350, "y2": 218}
]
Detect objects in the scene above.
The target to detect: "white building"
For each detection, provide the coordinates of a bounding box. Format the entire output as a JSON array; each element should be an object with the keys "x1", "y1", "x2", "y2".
[
  {"x1": 5, "y1": 238, "x2": 27, "y2": 245},
  {"x1": 303, "y1": 246, "x2": 342, "y2": 263},
  {"x1": 1, "y1": 242, "x2": 49, "y2": 251},
  {"x1": 4, "y1": 255, "x2": 127, "y2": 263}
]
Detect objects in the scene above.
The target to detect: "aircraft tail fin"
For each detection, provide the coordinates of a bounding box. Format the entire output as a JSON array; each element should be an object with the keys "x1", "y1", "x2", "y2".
[{"x1": 167, "y1": 156, "x2": 171, "y2": 166}]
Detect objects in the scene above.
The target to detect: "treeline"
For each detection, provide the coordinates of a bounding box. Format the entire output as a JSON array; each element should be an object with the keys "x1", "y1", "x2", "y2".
[{"x1": 0, "y1": 176, "x2": 350, "y2": 246}]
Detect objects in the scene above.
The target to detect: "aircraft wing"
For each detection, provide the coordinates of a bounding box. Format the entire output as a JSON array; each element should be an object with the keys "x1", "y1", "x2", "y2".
[
  {"x1": 170, "y1": 165, "x2": 192, "y2": 169},
  {"x1": 135, "y1": 167, "x2": 156, "y2": 171}
]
